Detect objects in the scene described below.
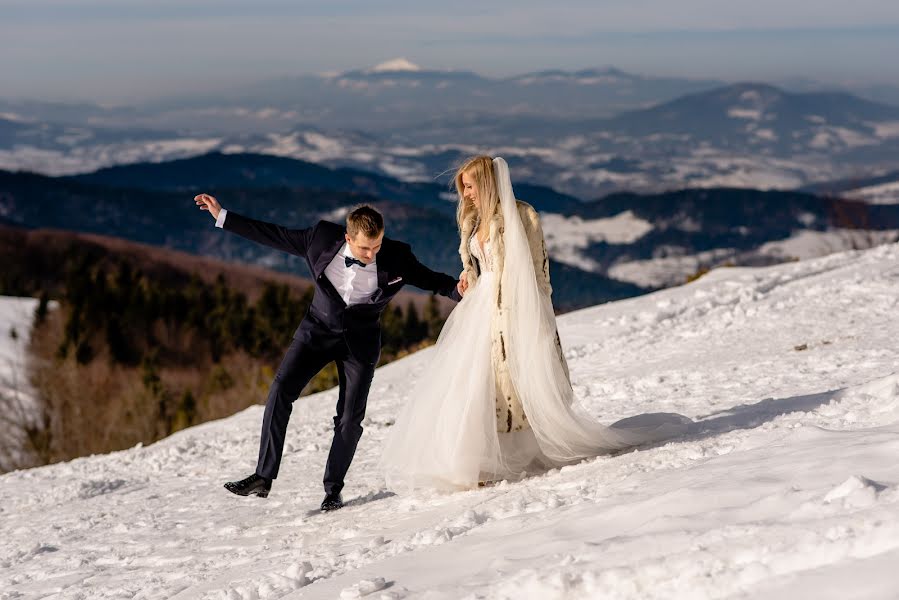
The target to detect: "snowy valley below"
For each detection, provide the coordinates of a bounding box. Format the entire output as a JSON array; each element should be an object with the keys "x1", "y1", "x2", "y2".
[{"x1": 3, "y1": 242, "x2": 899, "y2": 599}]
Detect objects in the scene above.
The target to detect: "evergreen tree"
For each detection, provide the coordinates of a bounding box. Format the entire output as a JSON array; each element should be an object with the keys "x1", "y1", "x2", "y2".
[
  {"x1": 106, "y1": 314, "x2": 139, "y2": 365},
  {"x1": 74, "y1": 339, "x2": 94, "y2": 365},
  {"x1": 140, "y1": 350, "x2": 163, "y2": 395},
  {"x1": 34, "y1": 290, "x2": 49, "y2": 325},
  {"x1": 381, "y1": 305, "x2": 405, "y2": 356},
  {"x1": 403, "y1": 301, "x2": 425, "y2": 343},
  {"x1": 424, "y1": 294, "x2": 444, "y2": 340},
  {"x1": 172, "y1": 390, "x2": 197, "y2": 432}
]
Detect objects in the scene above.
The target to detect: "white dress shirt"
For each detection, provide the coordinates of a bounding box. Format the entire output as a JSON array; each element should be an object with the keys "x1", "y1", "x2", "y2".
[
  {"x1": 215, "y1": 208, "x2": 378, "y2": 306},
  {"x1": 325, "y1": 244, "x2": 378, "y2": 306},
  {"x1": 215, "y1": 208, "x2": 228, "y2": 228}
]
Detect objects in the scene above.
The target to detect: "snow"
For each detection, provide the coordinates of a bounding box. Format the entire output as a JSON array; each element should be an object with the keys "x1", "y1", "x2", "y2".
[
  {"x1": 739, "y1": 90, "x2": 762, "y2": 103},
  {"x1": 260, "y1": 132, "x2": 348, "y2": 163},
  {"x1": 845, "y1": 180, "x2": 899, "y2": 206},
  {"x1": 0, "y1": 138, "x2": 223, "y2": 176},
  {"x1": 830, "y1": 127, "x2": 879, "y2": 148},
  {"x1": 871, "y1": 121, "x2": 899, "y2": 139},
  {"x1": 666, "y1": 153, "x2": 811, "y2": 191},
  {"x1": 607, "y1": 230, "x2": 899, "y2": 289},
  {"x1": 808, "y1": 132, "x2": 833, "y2": 149},
  {"x1": 0, "y1": 296, "x2": 40, "y2": 405},
  {"x1": 758, "y1": 229, "x2": 899, "y2": 260},
  {"x1": 0, "y1": 123, "x2": 882, "y2": 197},
  {"x1": 541, "y1": 211, "x2": 653, "y2": 271},
  {"x1": 319, "y1": 206, "x2": 352, "y2": 222},
  {"x1": 797, "y1": 211, "x2": 817, "y2": 227},
  {"x1": 336, "y1": 79, "x2": 372, "y2": 91},
  {"x1": 375, "y1": 160, "x2": 427, "y2": 182},
  {"x1": 608, "y1": 248, "x2": 736, "y2": 288},
  {"x1": 4, "y1": 244, "x2": 899, "y2": 598},
  {"x1": 752, "y1": 128, "x2": 778, "y2": 141},
  {"x1": 55, "y1": 129, "x2": 95, "y2": 146},
  {"x1": 515, "y1": 74, "x2": 623, "y2": 86},
  {"x1": 727, "y1": 108, "x2": 763, "y2": 121},
  {"x1": 180, "y1": 107, "x2": 297, "y2": 121},
  {"x1": 0, "y1": 112, "x2": 32, "y2": 123},
  {"x1": 809, "y1": 127, "x2": 878, "y2": 150},
  {"x1": 121, "y1": 138, "x2": 223, "y2": 159},
  {"x1": 368, "y1": 59, "x2": 422, "y2": 73},
  {"x1": 0, "y1": 296, "x2": 56, "y2": 468}
]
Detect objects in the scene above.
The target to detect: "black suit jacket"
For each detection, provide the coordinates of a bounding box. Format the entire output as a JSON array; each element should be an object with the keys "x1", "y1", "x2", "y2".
[{"x1": 222, "y1": 211, "x2": 461, "y2": 363}]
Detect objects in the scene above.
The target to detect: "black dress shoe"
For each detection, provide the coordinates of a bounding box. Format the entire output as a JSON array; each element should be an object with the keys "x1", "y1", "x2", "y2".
[
  {"x1": 320, "y1": 492, "x2": 344, "y2": 512},
  {"x1": 224, "y1": 473, "x2": 271, "y2": 498}
]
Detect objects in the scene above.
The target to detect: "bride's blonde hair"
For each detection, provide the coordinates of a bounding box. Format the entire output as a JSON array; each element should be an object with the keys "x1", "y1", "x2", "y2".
[{"x1": 453, "y1": 155, "x2": 501, "y2": 234}]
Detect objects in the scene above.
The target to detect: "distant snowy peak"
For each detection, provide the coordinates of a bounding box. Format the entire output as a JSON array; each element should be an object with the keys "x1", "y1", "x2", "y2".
[
  {"x1": 334, "y1": 60, "x2": 482, "y2": 84},
  {"x1": 368, "y1": 58, "x2": 422, "y2": 74}
]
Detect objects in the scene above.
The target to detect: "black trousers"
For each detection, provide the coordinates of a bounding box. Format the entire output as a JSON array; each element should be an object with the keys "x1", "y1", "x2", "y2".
[{"x1": 255, "y1": 331, "x2": 376, "y2": 495}]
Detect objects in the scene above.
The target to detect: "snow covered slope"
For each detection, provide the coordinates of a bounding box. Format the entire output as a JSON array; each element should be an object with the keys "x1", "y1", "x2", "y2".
[
  {"x1": 846, "y1": 180, "x2": 899, "y2": 205},
  {"x1": 0, "y1": 296, "x2": 39, "y2": 394},
  {"x1": 4, "y1": 244, "x2": 899, "y2": 599},
  {"x1": 0, "y1": 296, "x2": 46, "y2": 468}
]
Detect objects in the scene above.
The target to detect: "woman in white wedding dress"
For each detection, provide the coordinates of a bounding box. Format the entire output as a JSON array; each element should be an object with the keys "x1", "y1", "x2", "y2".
[{"x1": 380, "y1": 156, "x2": 688, "y2": 491}]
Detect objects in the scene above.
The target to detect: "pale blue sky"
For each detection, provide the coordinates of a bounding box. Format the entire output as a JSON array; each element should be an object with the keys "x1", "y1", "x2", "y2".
[{"x1": 2, "y1": 0, "x2": 899, "y2": 103}]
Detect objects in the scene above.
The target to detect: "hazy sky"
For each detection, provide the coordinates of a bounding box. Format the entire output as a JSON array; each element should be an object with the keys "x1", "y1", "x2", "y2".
[{"x1": 3, "y1": 0, "x2": 899, "y2": 103}]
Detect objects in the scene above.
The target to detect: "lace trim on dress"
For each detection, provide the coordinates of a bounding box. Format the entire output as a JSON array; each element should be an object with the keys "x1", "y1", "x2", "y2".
[{"x1": 469, "y1": 222, "x2": 494, "y2": 272}]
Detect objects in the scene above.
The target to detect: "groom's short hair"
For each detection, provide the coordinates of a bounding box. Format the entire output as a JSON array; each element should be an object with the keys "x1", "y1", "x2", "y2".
[{"x1": 346, "y1": 205, "x2": 384, "y2": 239}]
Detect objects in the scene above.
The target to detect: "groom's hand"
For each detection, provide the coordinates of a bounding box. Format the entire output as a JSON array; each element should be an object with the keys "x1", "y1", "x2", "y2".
[{"x1": 194, "y1": 193, "x2": 222, "y2": 220}]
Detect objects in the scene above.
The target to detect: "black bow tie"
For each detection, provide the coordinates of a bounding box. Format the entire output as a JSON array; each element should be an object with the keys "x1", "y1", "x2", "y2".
[{"x1": 345, "y1": 256, "x2": 366, "y2": 268}]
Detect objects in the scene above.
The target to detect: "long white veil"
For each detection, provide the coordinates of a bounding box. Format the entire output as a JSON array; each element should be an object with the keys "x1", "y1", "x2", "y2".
[
  {"x1": 380, "y1": 158, "x2": 690, "y2": 492},
  {"x1": 494, "y1": 157, "x2": 690, "y2": 463}
]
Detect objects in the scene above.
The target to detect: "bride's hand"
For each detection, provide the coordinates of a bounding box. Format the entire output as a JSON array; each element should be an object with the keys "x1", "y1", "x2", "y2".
[{"x1": 457, "y1": 272, "x2": 469, "y2": 297}]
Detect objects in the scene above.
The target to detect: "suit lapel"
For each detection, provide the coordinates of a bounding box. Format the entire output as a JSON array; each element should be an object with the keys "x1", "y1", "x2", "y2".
[
  {"x1": 310, "y1": 233, "x2": 348, "y2": 307},
  {"x1": 367, "y1": 253, "x2": 389, "y2": 303},
  {"x1": 376, "y1": 259, "x2": 388, "y2": 291},
  {"x1": 314, "y1": 236, "x2": 346, "y2": 278}
]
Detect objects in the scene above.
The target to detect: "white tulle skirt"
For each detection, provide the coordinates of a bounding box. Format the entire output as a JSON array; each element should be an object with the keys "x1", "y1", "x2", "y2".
[
  {"x1": 380, "y1": 272, "x2": 546, "y2": 491},
  {"x1": 382, "y1": 157, "x2": 693, "y2": 492},
  {"x1": 380, "y1": 270, "x2": 691, "y2": 492}
]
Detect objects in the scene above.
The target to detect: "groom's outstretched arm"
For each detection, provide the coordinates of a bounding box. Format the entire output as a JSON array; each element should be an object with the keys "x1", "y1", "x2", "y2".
[
  {"x1": 400, "y1": 244, "x2": 463, "y2": 302},
  {"x1": 194, "y1": 193, "x2": 313, "y2": 258}
]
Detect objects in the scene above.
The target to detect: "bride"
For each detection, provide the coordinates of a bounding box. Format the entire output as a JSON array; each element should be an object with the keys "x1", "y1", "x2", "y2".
[{"x1": 380, "y1": 156, "x2": 688, "y2": 491}]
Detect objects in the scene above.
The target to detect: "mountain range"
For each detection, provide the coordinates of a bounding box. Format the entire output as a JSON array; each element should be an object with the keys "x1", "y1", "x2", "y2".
[
  {"x1": 1, "y1": 64, "x2": 723, "y2": 132},
  {"x1": 2, "y1": 72, "x2": 898, "y2": 199},
  {"x1": 3, "y1": 152, "x2": 898, "y2": 308}
]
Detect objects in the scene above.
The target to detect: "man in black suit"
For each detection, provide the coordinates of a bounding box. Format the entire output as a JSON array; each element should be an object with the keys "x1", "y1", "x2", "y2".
[{"x1": 194, "y1": 193, "x2": 465, "y2": 511}]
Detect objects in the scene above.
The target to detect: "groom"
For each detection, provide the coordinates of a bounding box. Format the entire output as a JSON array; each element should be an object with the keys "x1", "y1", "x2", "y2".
[{"x1": 194, "y1": 193, "x2": 465, "y2": 511}]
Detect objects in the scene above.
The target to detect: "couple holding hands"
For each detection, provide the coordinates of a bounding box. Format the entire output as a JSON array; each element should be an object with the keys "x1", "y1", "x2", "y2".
[{"x1": 195, "y1": 156, "x2": 687, "y2": 512}]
